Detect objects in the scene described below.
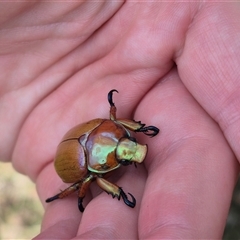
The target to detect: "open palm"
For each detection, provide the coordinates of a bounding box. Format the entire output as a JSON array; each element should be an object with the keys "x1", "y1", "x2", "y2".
[{"x1": 0, "y1": 2, "x2": 239, "y2": 239}]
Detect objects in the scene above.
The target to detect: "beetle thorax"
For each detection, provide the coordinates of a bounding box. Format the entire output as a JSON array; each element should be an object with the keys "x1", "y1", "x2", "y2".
[{"x1": 86, "y1": 120, "x2": 128, "y2": 173}]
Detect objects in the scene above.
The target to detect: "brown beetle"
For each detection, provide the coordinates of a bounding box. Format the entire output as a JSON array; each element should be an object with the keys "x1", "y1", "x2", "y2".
[{"x1": 46, "y1": 90, "x2": 159, "y2": 212}]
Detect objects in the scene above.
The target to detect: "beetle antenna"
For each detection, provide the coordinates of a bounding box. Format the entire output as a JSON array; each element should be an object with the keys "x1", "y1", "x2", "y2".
[{"x1": 108, "y1": 89, "x2": 118, "y2": 107}]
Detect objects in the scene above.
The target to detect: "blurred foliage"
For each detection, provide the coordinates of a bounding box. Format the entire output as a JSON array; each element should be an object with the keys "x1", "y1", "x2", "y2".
[
  {"x1": 0, "y1": 162, "x2": 43, "y2": 239},
  {"x1": 223, "y1": 176, "x2": 240, "y2": 239},
  {"x1": 0, "y1": 161, "x2": 239, "y2": 239}
]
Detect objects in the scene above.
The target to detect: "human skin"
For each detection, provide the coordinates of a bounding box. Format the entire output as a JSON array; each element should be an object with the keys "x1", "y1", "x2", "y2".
[{"x1": 0, "y1": 1, "x2": 239, "y2": 239}]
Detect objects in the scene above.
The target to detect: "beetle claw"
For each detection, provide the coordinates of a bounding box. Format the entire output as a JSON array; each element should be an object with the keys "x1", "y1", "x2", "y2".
[
  {"x1": 108, "y1": 89, "x2": 118, "y2": 107},
  {"x1": 119, "y1": 188, "x2": 136, "y2": 208},
  {"x1": 78, "y1": 197, "x2": 85, "y2": 212},
  {"x1": 136, "y1": 125, "x2": 159, "y2": 137},
  {"x1": 45, "y1": 194, "x2": 59, "y2": 203}
]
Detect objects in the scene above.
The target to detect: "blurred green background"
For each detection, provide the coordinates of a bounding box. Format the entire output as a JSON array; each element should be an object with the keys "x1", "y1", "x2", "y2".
[
  {"x1": 0, "y1": 162, "x2": 43, "y2": 239},
  {"x1": 0, "y1": 161, "x2": 239, "y2": 239}
]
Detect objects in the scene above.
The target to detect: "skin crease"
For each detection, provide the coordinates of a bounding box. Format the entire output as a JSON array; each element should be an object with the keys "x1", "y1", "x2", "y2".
[{"x1": 0, "y1": 1, "x2": 240, "y2": 239}]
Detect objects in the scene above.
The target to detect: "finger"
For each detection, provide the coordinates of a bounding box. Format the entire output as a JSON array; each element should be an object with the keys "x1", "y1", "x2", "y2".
[
  {"x1": 33, "y1": 219, "x2": 80, "y2": 240},
  {"x1": 136, "y1": 69, "x2": 238, "y2": 239},
  {"x1": 177, "y1": 3, "x2": 240, "y2": 163},
  {"x1": 34, "y1": 162, "x2": 83, "y2": 239},
  {"x1": 0, "y1": 1, "x2": 124, "y2": 162}
]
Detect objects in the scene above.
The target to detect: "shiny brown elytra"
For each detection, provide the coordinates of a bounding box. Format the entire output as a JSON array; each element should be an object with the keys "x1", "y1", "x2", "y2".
[{"x1": 46, "y1": 89, "x2": 159, "y2": 212}]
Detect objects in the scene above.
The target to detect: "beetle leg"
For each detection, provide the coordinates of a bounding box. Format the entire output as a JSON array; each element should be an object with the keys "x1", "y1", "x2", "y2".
[
  {"x1": 108, "y1": 89, "x2": 118, "y2": 120},
  {"x1": 45, "y1": 181, "x2": 81, "y2": 202},
  {"x1": 78, "y1": 174, "x2": 95, "y2": 212},
  {"x1": 117, "y1": 119, "x2": 159, "y2": 137},
  {"x1": 116, "y1": 119, "x2": 145, "y2": 132},
  {"x1": 96, "y1": 177, "x2": 136, "y2": 208},
  {"x1": 96, "y1": 177, "x2": 120, "y2": 198}
]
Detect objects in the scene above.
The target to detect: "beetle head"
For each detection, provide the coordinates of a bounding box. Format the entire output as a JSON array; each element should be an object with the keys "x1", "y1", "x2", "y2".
[{"x1": 116, "y1": 138, "x2": 147, "y2": 165}]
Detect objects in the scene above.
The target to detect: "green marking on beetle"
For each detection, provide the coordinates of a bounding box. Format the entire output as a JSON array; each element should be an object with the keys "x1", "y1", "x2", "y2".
[{"x1": 91, "y1": 144, "x2": 115, "y2": 162}]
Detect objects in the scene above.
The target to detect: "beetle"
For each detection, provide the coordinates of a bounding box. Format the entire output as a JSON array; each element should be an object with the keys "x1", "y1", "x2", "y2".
[{"x1": 46, "y1": 89, "x2": 159, "y2": 212}]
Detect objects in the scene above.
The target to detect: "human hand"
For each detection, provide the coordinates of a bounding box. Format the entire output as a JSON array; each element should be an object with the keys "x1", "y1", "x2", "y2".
[{"x1": 0, "y1": 2, "x2": 239, "y2": 239}]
